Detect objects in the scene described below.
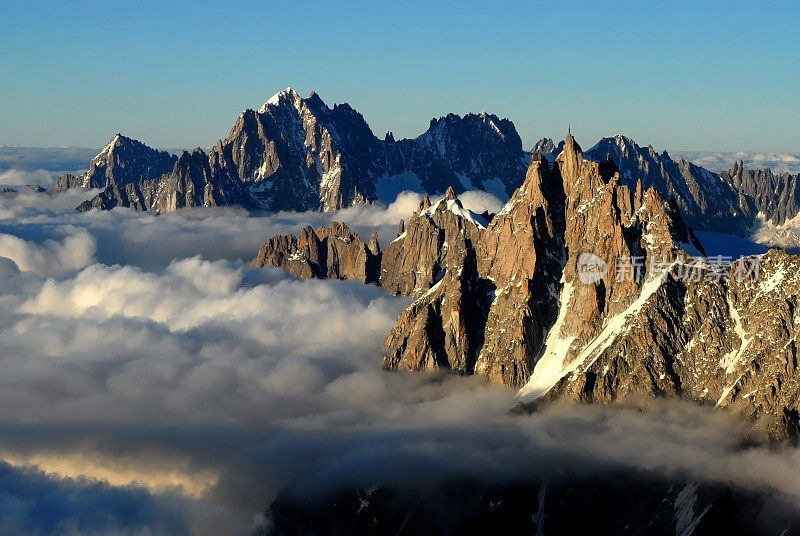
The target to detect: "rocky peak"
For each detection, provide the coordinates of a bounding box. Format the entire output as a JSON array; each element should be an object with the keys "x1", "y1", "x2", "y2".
[
  {"x1": 57, "y1": 133, "x2": 176, "y2": 193},
  {"x1": 368, "y1": 231, "x2": 381, "y2": 256},
  {"x1": 584, "y1": 133, "x2": 752, "y2": 234},
  {"x1": 380, "y1": 189, "x2": 488, "y2": 297},
  {"x1": 252, "y1": 221, "x2": 381, "y2": 283},
  {"x1": 531, "y1": 137, "x2": 557, "y2": 156},
  {"x1": 543, "y1": 131, "x2": 704, "y2": 359},
  {"x1": 468, "y1": 156, "x2": 567, "y2": 385},
  {"x1": 91, "y1": 133, "x2": 123, "y2": 164},
  {"x1": 381, "y1": 153, "x2": 567, "y2": 385}
]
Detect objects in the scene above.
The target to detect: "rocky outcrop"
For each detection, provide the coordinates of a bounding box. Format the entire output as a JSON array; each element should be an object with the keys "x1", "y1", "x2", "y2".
[
  {"x1": 526, "y1": 134, "x2": 800, "y2": 243},
  {"x1": 251, "y1": 222, "x2": 381, "y2": 284},
  {"x1": 469, "y1": 153, "x2": 566, "y2": 386},
  {"x1": 519, "y1": 132, "x2": 707, "y2": 390},
  {"x1": 381, "y1": 188, "x2": 494, "y2": 376},
  {"x1": 528, "y1": 247, "x2": 800, "y2": 440},
  {"x1": 505, "y1": 136, "x2": 800, "y2": 440},
  {"x1": 379, "y1": 186, "x2": 488, "y2": 297},
  {"x1": 61, "y1": 88, "x2": 529, "y2": 213}
]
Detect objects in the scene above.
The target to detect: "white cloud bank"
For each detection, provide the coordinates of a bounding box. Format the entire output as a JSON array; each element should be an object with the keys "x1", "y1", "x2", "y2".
[
  {"x1": 675, "y1": 150, "x2": 800, "y2": 174},
  {"x1": 0, "y1": 187, "x2": 799, "y2": 534},
  {"x1": 0, "y1": 229, "x2": 96, "y2": 277}
]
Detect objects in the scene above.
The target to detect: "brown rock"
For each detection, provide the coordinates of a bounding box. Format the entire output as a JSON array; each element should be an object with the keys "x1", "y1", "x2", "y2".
[{"x1": 251, "y1": 221, "x2": 381, "y2": 283}]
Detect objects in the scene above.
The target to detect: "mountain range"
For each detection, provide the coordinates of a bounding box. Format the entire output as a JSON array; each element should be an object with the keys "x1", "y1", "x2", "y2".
[
  {"x1": 254, "y1": 131, "x2": 800, "y2": 443},
  {"x1": 253, "y1": 129, "x2": 800, "y2": 533},
  {"x1": 56, "y1": 88, "x2": 528, "y2": 212},
  {"x1": 51, "y1": 87, "x2": 800, "y2": 438},
  {"x1": 44, "y1": 88, "x2": 800, "y2": 532},
  {"x1": 56, "y1": 89, "x2": 800, "y2": 252}
]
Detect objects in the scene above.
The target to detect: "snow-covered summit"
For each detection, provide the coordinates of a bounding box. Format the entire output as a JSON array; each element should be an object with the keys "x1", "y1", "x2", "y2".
[
  {"x1": 259, "y1": 87, "x2": 300, "y2": 112},
  {"x1": 91, "y1": 133, "x2": 124, "y2": 163}
]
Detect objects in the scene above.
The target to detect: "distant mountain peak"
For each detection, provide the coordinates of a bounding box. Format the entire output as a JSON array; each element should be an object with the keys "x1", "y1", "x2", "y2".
[
  {"x1": 91, "y1": 133, "x2": 139, "y2": 164},
  {"x1": 531, "y1": 137, "x2": 557, "y2": 156}
]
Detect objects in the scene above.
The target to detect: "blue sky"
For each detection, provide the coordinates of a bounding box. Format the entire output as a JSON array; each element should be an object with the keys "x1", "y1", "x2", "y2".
[{"x1": 1, "y1": 0, "x2": 798, "y2": 152}]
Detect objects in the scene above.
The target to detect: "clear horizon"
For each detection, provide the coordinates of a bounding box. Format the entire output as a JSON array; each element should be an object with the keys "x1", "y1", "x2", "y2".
[{"x1": 2, "y1": 1, "x2": 798, "y2": 152}]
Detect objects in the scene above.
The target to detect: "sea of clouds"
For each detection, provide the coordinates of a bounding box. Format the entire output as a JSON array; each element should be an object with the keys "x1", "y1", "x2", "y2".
[
  {"x1": 0, "y1": 147, "x2": 99, "y2": 176},
  {"x1": 674, "y1": 150, "x2": 800, "y2": 175},
  {"x1": 2, "y1": 169, "x2": 800, "y2": 534}
]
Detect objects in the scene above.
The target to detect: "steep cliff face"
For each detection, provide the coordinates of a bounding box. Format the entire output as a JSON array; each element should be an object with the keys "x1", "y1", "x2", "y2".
[
  {"x1": 380, "y1": 188, "x2": 493, "y2": 375},
  {"x1": 251, "y1": 221, "x2": 381, "y2": 284},
  {"x1": 467, "y1": 155, "x2": 566, "y2": 386},
  {"x1": 518, "y1": 133, "x2": 706, "y2": 394},
  {"x1": 62, "y1": 88, "x2": 529, "y2": 214},
  {"x1": 379, "y1": 187, "x2": 488, "y2": 297},
  {"x1": 528, "y1": 249, "x2": 800, "y2": 437},
  {"x1": 504, "y1": 137, "x2": 800, "y2": 440}
]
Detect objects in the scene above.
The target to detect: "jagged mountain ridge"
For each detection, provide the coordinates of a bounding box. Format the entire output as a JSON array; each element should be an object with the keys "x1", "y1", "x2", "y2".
[
  {"x1": 253, "y1": 132, "x2": 800, "y2": 440},
  {"x1": 584, "y1": 135, "x2": 752, "y2": 234},
  {"x1": 57, "y1": 93, "x2": 800, "y2": 247},
  {"x1": 538, "y1": 134, "x2": 800, "y2": 239},
  {"x1": 721, "y1": 160, "x2": 800, "y2": 225},
  {"x1": 381, "y1": 133, "x2": 712, "y2": 390},
  {"x1": 57, "y1": 88, "x2": 529, "y2": 213}
]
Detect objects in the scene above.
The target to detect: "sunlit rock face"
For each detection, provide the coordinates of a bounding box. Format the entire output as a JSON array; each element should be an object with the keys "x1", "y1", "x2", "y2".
[
  {"x1": 254, "y1": 130, "x2": 800, "y2": 441},
  {"x1": 252, "y1": 221, "x2": 381, "y2": 284},
  {"x1": 382, "y1": 131, "x2": 712, "y2": 392}
]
